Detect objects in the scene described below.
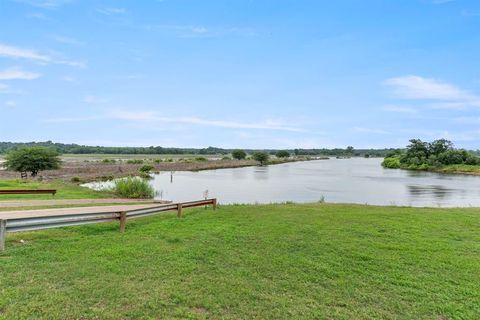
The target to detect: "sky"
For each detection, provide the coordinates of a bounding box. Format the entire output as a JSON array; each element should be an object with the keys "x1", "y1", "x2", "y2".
[{"x1": 1, "y1": 0, "x2": 480, "y2": 149}]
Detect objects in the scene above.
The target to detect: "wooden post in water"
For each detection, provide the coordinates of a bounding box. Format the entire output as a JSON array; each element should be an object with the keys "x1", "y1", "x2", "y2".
[
  {"x1": 177, "y1": 203, "x2": 183, "y2": 218},
  {"x1": 119, "y1": 212, "x2": 127, "y2": 233},
  {"x1": 0, "y1": 219, "x2": 6, "y2": 251}
]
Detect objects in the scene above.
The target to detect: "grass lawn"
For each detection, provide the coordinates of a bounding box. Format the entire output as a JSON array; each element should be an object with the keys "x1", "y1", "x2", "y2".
[
  {"x1": 0, "y1": 179, "x2": 113, "y2": 200},
  {"x1": 0, "y1": 203, "x2": 479, "y2": 319}
]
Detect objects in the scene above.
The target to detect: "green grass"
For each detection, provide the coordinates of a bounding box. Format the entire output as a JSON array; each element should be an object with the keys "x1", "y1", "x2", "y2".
[
  {"x1": 111, "y1": 177, "x2": 156, "y2": 199},
  {"x1": 439, "y1": 164, "x2": 480, "y2": 174},
  {"x1": 1, "y1": 203, "x2": 479, "y2": 319},
  {"x1": 0, "y1": 179, "x2": 113, "y2": 200}
]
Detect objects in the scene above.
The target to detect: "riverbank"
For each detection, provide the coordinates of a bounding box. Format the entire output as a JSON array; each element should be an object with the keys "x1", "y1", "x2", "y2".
[
  {"x1": 382, "y1": 157, "x2": 480, "y2": 176},
  {"x1": 1, "y1": 202, "x2": 478, "y2": 319},
  {"x1": 0, "y1": 156, "x2": 313, "y2": 182}
]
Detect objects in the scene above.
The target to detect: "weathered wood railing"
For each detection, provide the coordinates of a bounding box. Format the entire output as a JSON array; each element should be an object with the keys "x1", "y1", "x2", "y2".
[
  {"x1": 0, "y1": 198, "x2": 217, "y2": 251},
  {"x1": 0, "y1": 189, "x2": 57, "y2": 196}
]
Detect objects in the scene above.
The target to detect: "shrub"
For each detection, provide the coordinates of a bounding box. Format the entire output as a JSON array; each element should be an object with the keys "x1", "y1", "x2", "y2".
[
  {"x1": 154, "y1": 159, "x2": 162, "y2": 163},
  {"x1": 4, "y1": 146, "x2": 61, "y2": 177},
  {"x1": 71, "y1": 176, "x2": 82, "y2": 183},
  {"x1": 437, "y1": 150, "x2": 466, "y2": 165},
  {"x1": 232, "y1": 149, "x2": 247, "y2": 160},
  {"x1": 127, "y1": 159, "x2": 144, "y2": 164},
  {"x1": 276, "y1": 150, "x2": 290, "y2": 158},
  {"x1": 195, "y1": 156, "x2": 207, "y2": 161},
  {"x1": 222, "y1": 156, "x2": 232, "y2": 160},
  {"x1": 102, "y1": 158, "x2": 116, "y2": 164},
  {"x1": 381, "y1": 157, "x2": 401, "y2": 169},
  {"x1": 139, "y1": 164, "x2": 155, "y2": 173},
  {"x1": 252, "y1": 151, "x2": 270, "y2": 165},
  {"x1": 112, "y1": 177, "x2": 155, "y2": 199}
]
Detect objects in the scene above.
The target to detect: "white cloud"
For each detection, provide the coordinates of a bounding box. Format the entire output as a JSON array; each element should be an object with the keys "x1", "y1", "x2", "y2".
[
  {"x1": 83, "y1": 95, "x2": 108, "y2": 104},
  {"x1": 14, "y1": 0, "x2": 72, "y2": 8},
  {"x1": 384, "y1": 75, "x2": 480, "y2": 109},
  {"x1": 4, "y1": 100, "x2": 16, "y2": 107},
  {"x1": 353, "y1": 127, "x2": 390, "y2": 135},
  {"x1": 25, "y1": 12, "x2": 49, "y2": 20},
  {"x1": 45, "y1": 110, "x2": 304, "y2": 132},
  {"x1": 112, "y1": 111, "x2": 305, "y2": 132},
  {"x1": 432, "y1": 0, "x2": 455, "y2": 4},
  {"x1": 43, "y1": 116, "x2": 101, "y2": 123},
  {"x1": 383, "y1": 105, "x2": 418, "y2": 114},
  {"x1": 0, "y1": 43, "x2": 86, "y2": 68},
  {"x1": 0, "y1": 67, "x2": 41, "y2": 80},
  {"x1": 96, "y1": 7, "x2": 127, "y2": 15},
  {"x1": 51, "y1": 35, "x2": 85, "y2": 46},
  {"x1": 0, "y1": 83, "x2": 26, "y2": 95},
  {"x1": 62, "y1": 75, "x2": 76, "y2": 82},
  {"x1": 145, "y1": 24, "x2": 258, "y2": 38}
]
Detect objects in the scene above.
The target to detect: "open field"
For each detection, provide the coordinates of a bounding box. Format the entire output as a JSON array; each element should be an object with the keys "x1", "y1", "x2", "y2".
[
  {"x1": 0, "y1": 203, "x2": 478, "y2": 319},
  {"x1": 0, "y1": 179, "x2": 113, "y2": 200},
  {"x1": 0, "y1": 154, "x2": 310, "y2": 182}
]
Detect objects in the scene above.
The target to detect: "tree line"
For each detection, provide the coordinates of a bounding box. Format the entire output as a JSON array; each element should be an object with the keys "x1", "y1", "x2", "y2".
[{"x1": 0, "y1": 141, "x2": 407, "y2": 157}]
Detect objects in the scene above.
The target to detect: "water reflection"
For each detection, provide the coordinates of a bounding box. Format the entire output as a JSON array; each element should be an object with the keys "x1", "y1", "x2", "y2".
[
  {"x1": 407, "y1": 184, "x2": 454, "y2": 199},
  {"x1": 83, "y1": 158, "x2": 480, "y2": 207}
]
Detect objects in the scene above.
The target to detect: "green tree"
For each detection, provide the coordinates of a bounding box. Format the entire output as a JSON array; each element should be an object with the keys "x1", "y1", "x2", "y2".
[
  {"x1": 4, "y1": 147, "x2": 61, "y2": 177},
  {"x1": 346, "y1": 146, "x2": 354, "y2": 156},
  {"x1": 402, "y1": 139, "x2": 430, "y2": 165},
  {"x1": 252, "y1": 151, "x2": 270, "y2": 165},
  {"x1": 429, "y1": 139, "x2": 454, "y2": 156},
  {"x1": 231, "y1": 149, "x2": 247, "y2": 160},
  {"x1": 276, "y1": 150, "x2": 290, "y2": 158}
]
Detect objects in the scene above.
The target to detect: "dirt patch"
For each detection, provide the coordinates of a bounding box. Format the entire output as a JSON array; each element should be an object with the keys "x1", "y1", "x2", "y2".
[{"x1": 0, "y1": 159, "x2": 306, "y2": 182}]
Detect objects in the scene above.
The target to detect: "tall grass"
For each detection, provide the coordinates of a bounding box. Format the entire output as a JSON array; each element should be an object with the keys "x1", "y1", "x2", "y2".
[{"x1": 112, "y1": 177, "x2": 156, "y2": 199}]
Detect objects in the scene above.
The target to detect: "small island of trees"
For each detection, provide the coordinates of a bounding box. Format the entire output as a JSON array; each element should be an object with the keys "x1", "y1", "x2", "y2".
[{"x1": 382, "y1": 139, "x2": 480, "y2": 172}]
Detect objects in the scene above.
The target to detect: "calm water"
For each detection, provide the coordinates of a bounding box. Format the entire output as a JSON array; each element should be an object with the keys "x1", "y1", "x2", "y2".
[{"x1": 85, "y1": 158, "x2": 480, "y2": 207}]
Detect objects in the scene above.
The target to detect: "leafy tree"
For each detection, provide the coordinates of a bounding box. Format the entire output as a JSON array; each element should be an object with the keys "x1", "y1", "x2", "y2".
[
  {"x1": 4, "y1": 147, "x2": 61, "y2": 177},
  {"x1": 346, "y1": 146, "x2": 354, "y2": 156},
  {"x1": 401, "y1": 139, "x2": 430, "y2": 165},
  {"x1": 429, "y1": 139, "x2": 454, "y2": 156},
  {"x1": 231, "y1": 149, "x2": 247, "y2": 160},
  {"x1": 276, "y1": 150, "x2": 290, "y2": 158},
  {"x1": 252, "y1": 151, "x2": 270, "y2": 165}
]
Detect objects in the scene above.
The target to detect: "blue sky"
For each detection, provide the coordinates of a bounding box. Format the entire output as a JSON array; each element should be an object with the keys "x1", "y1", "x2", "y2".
[{"x1": 1, "y1": 0, "x2": 480, "y2": 149}]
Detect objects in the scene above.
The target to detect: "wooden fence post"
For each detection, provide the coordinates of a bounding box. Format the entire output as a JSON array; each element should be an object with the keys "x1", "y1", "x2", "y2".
[
  {"x1": 212, "y1": 199, "x2": 217, "y2": 210},
  {"x1": 0, "y1": 219, "x2": 6, "y2": 251},
  {"x1": 177, "y1": 203, "x2": 183, "y2": 218},
  {"x1": 119, "y1": 212, "x2": 127, "y2": 233}
]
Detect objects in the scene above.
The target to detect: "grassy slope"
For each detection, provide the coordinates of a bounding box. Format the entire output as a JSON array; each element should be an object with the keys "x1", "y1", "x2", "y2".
[
  {"x1": 1, "y1": 203, "x2": 479, "y2": 319},
  {"x1": 0, "y1": 179, "x2": 113, "y2": 200}
]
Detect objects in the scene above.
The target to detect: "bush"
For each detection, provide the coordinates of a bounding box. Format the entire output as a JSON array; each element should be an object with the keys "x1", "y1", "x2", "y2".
[
  {"x1": 154, "y1": 159, "x2": 162, "y2": 163},
  {"x1": 252, "y1": 151, "x2": 270, "y2": 165},
  {"x1": 127, "y1": 159, "x2": 144, "y2": 164},
  {"x1": 195, "y1": 156, "x2": 208, "y2": 161},
  {"x1": 276, "y1": 150, "x2": 290, "y2": 158},
  {"x1": 102, "y1": 158, "x2": 116, "y2": 164},
  {"x1": 232, "y1": 149, "x2": 247, "y2": 160},
  {"x1": 71, "y1": 176, "x2": 82, "y2": 183},
  {"x1": 437, "y1": 150, "x2": 466, "y2": 165},
  {"x1": 222, "y1": 156, "x2": 232, "y2": 160},
  {"x1": 4, "y1": 146, "x2": 61, "y2": 177},
  {"x1": 112, "y1": 177, "x2": 155, "y2": 199},
  {"x1": 139, "y1": 164, "x2": 154, "y2": 173},
  {"x1": 381, "y1": 157, "x2": 401, "y2": 169}
]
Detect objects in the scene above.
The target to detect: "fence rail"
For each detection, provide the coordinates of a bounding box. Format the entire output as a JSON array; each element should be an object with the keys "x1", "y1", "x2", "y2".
[
  {"x1": 0, "y1": 198, "x2": 217, "y2": 251},
  {"x1": 0, "y1": 189, "x2": 57, "y2": 196}
]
